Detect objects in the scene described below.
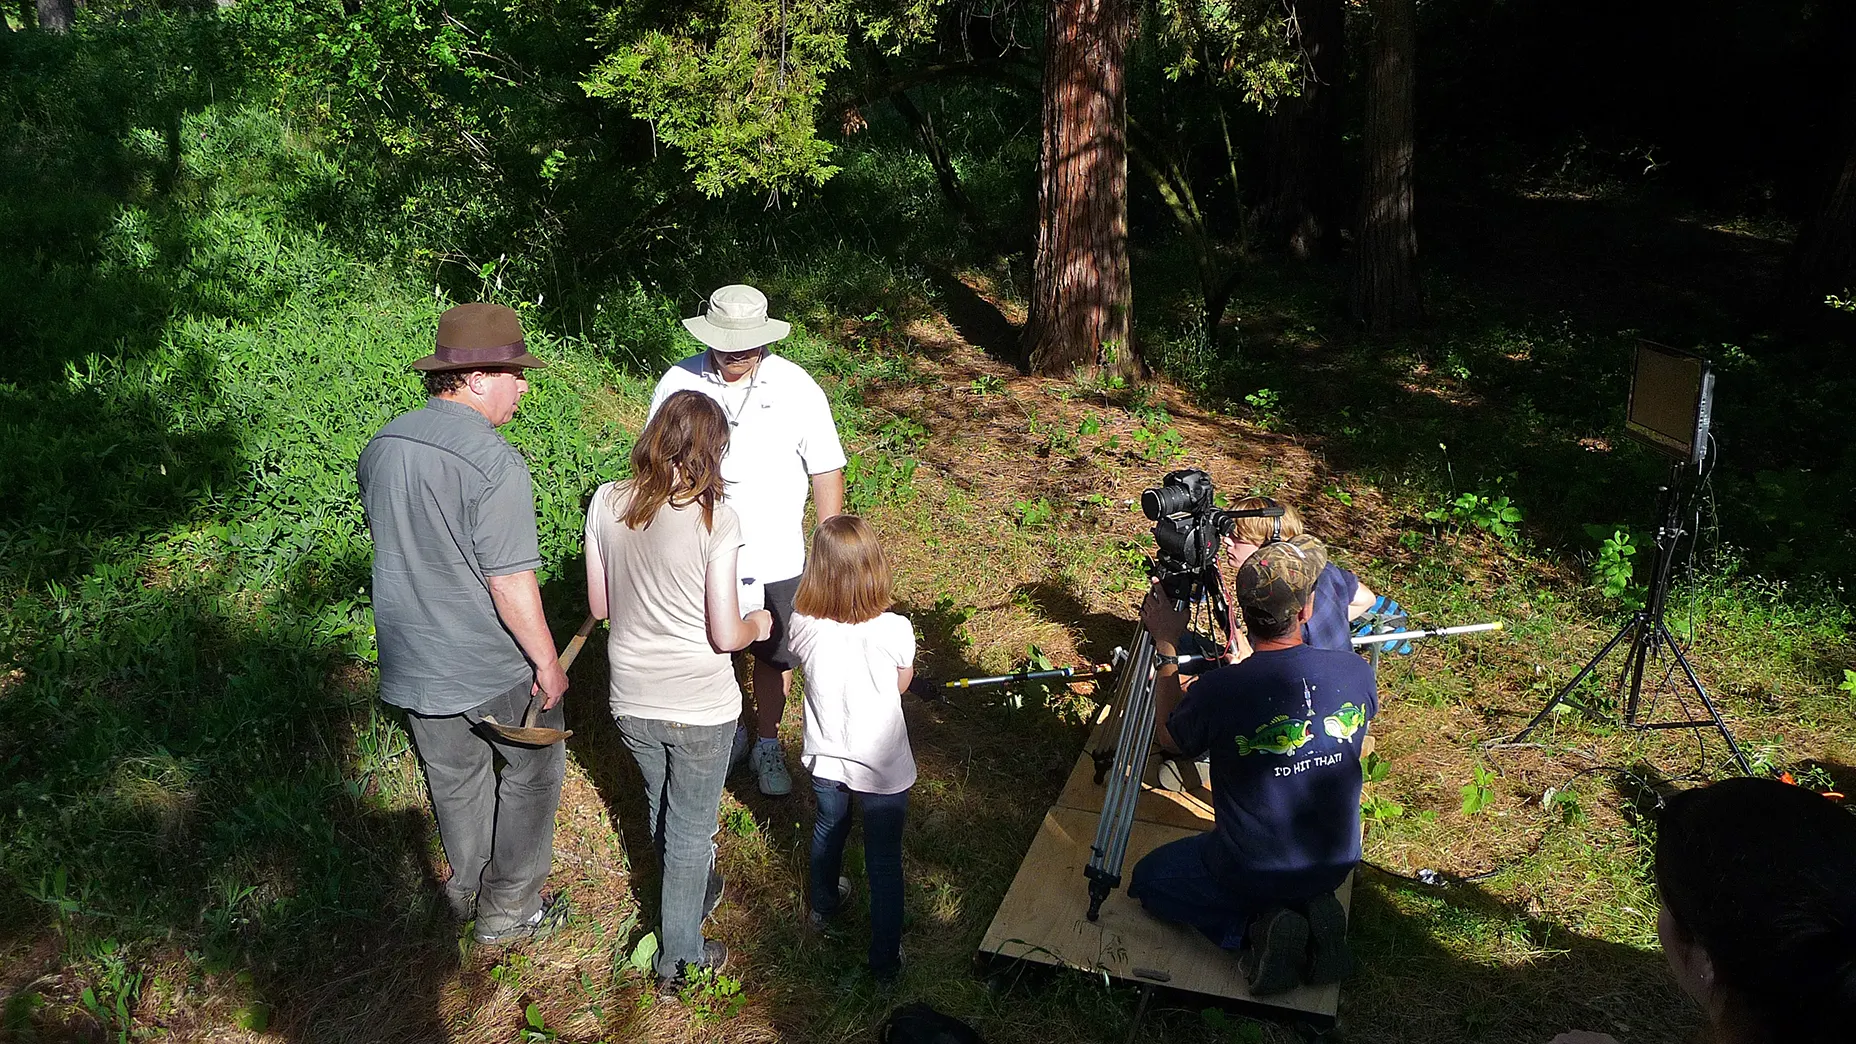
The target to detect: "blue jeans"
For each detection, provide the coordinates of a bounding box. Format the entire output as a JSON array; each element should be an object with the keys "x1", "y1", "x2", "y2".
[
  {"x1": 616, "y1": 715, "x2": 733, "y2": 979},
  {"x1": 810, "y1": 778, "x2": 907, "y2": 975},
  {"x1": 1128, "y1": 833, "x2": 1348, "y2": 950}
]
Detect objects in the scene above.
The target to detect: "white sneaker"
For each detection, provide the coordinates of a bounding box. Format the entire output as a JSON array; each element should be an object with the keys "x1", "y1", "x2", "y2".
[{"x1": 752, "y1": 741, "x2": 792, "y2": 796}]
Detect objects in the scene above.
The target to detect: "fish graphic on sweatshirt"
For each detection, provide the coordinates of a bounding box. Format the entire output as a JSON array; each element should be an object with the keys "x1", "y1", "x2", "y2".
[
  {"x1": 1234, "y1": 715, "x2": 1316, "y2": 756},
  {"x1": 1323, "y1": 703, "x2": 1367, "y2": 743}
]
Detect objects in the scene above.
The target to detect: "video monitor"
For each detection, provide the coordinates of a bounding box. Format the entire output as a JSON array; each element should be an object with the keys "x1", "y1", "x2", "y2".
[{"x1": 1624, "y1": 341, "x2": 1713, "y2": 470}]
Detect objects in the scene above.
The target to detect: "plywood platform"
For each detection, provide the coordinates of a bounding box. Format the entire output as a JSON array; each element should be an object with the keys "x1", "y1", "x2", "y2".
[
  {"x1": 979, "y1": 806, "x2": 1348, "y2": 1023},
  {"x1": 976, "y1": 685, "x2": 1348, "y2": 1026}
]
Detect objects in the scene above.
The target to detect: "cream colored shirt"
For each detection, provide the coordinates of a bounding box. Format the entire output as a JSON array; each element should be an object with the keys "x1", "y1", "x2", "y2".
[{"x1": 587, "y1": 482, "x2": 744, "y2": 726}]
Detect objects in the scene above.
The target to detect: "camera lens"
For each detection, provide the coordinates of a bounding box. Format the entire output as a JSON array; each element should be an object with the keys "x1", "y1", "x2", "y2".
[{"x1": 1140, "y1": 487, "x2": 1165, "y2": 520}]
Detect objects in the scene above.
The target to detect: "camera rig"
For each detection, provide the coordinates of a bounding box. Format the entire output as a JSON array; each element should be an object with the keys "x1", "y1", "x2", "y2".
[
  {"x1": 1079, "y1": 471, "x2": 1284, "y2": 919},
  {"x1": 941, "y1": 468, "x2": 1502, "y2": 923}
]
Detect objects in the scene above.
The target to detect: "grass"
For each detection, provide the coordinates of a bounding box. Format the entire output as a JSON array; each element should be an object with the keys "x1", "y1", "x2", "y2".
[{"x1": 3, "y1": 12, "x2": 1854, "y2": 1044}]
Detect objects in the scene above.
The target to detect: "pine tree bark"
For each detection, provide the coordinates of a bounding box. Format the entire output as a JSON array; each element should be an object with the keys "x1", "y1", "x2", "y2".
[
  {"x1": 1258, "y1": 0, "x2": 1345, "y2": 260},
  {"x1": 1023, "y1": 0, "x2": 1136, "y2": 380},
  {"x1": 1351, "y1": 0, "x2": 1422, "y2": 333},
  {"x1": 35, "y1": 0, "x2": 73, "y2": 32}
]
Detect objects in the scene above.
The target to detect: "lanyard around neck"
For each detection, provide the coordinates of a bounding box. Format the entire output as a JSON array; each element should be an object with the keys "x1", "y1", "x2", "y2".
[{"x1": 718, "y1": 366, "x2": 760, "y2": 427}]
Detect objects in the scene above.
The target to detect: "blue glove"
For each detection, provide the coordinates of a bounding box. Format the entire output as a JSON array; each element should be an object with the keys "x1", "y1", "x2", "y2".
[{"x1": 1353, "y1": 595, "x2": 1413, "y2": 655}]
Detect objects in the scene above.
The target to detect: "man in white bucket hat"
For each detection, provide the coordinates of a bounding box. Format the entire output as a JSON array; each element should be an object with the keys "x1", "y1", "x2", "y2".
[{"x1": 647, "y1": 284, "x2": 846, "y2": 797}]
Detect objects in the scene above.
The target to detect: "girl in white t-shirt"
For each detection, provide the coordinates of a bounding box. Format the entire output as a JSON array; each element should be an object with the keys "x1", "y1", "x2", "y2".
[{"x1": 786, "y1": 515, "x2": 916, "y2": 980}]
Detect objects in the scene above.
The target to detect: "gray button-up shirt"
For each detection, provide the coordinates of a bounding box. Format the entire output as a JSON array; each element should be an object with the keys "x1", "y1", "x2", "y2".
[{"x1": 358, "y1": 397, "x2": 542, "y2": 715}]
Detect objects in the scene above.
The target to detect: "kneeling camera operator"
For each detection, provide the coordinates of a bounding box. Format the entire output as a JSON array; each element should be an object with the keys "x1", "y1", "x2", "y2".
[{"x1": 1129, "y1": 470, "x2": 1379, "y2": 995}]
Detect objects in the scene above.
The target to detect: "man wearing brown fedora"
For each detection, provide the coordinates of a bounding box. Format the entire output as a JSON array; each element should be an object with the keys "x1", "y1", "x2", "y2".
[
  {"x1": 648, "y1": 284, "x2": 846, "y2": 798},
  {"x1": 358, "y1": 302, "x2": 569, "y2": 944}
]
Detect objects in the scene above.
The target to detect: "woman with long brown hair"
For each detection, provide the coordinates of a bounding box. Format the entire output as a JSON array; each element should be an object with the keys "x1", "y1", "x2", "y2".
[{"x1": 585, "y1": 389, "x2": 770, "y2": 987}]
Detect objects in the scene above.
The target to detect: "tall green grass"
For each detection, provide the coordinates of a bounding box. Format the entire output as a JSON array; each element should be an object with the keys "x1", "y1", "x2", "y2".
[{"x1": 0, "y1": 82, "x2": 641, "y2": 985}]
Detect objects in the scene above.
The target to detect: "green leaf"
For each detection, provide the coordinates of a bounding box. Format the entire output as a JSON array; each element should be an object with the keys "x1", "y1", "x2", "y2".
[
  {"x1": 629, "y1": 932, "x2": 659, "y2": 975},
  {"x1": 525, "y1": 1003, "x2": 544, "y2": 1030},
  {"x1": 236, "y1": 1004, "x2": 270, "y2": 1031}
]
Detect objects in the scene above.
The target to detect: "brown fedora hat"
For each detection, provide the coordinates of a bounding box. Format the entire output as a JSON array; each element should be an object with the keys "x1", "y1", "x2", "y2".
[{"x1": 411, "y1": 303, "x2": 549, "y2": 371}]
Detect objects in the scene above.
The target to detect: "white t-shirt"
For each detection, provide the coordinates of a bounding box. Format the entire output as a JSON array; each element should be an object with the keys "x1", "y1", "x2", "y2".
[
  {"x1": 585, "y1": 482, "x2": 745, "y2": 727},
  {"x1": 788, "y1": 611, "x2": 917, "y2": 795},
  {"x1": 648, "y1": 352, "x2": 848, "y2": 585}
]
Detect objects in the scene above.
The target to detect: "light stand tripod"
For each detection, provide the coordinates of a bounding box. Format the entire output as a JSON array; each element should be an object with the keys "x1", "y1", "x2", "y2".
[{"x1": 1512, "y1": 459, "x2": 1749, "y2": 773}]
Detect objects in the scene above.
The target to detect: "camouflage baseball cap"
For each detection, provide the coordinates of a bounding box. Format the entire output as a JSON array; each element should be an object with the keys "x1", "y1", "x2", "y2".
[{"x1": 1235, "y1": 535, "x2": 1329, "y2": 629}]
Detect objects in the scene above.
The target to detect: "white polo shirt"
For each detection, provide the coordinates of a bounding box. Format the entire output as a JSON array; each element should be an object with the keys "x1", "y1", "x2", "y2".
[{"x1": 647, "y1": 351, "x2": 847, "y2": 585}]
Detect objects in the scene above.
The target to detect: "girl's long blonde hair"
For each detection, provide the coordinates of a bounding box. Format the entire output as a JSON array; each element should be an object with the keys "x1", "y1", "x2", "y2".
[
  {"x1": 793, "y1": 515, "x2": 893, "y2": 623},
  {"x1": 614, "y1": 390, "x2": 729, "y2": 530}
]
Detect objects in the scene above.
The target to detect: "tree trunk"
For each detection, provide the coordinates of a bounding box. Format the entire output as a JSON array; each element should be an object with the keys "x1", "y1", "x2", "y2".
[
  {"x1": 1351, "y1": 0, "x2": 1422, "y2": 333},
  {"x1": 1257, "y1": 0, "x2": 1345, "y2": 260},
  {"x1": 34, "y1": 0, "x2": 72, "y2": 32},
  {"x1": 1023, "y1": 0, "x2": 1135, "y2": 381},
  {"x1": 1782, "y1": 75, "x2": 1856, "y2": 323}
]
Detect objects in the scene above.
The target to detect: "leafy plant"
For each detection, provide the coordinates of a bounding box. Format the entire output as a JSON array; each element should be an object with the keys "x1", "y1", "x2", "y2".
[
  {"x1": 720, "y1": 802, "x2": 759, "y2": 838},
  {"x1": 489, "y1": 954, "x2": 532, "y2": 988},
  {"x1": 77, "y1": 939, "x2": 143, "y2": 1044},
  {"x1": 628, "y1": 932, "x2": 660, "y2": 977},
  {"x1": 676, "y1": 965, "x2": 747, "y2": 1024},
  {"x1": 1362, "y1": 752, "x2": 1391, "y2": 784},
  {"x1": 1243, "y1": 387, "x2": 1282, "y2": 429},
  {"x1": 1585, "y1": 526, "x2": 1644, "y2": 607},
  {"x1": 876, "y1": 415, "x2": 929, "y2": 451},
  {"x1": 969, "y1": 374, "x2": 1005, "y2": 395},
  {"x1": 1460, "y1": 763, "x2": 1498, "y2": 816},
  {"x1": 844, "y1": 450, "x2": 918, "y2": 513},
  {"x1": 1839, "y1": 669, "x2": 1856, "y2": 697},
  {"x1": 518, "y1": 1002, "x2": 559, "y2": 1043},
  {"x1": 1426, "y1": 491, "x2": 1525, "y2": 543},
  {"x1": 1130, "y1": 424, "x2": 1185, "y2": 462},
  {"x1": 1013, "y1": 497, "x2": 1055, "y2": 528},
  {"x1": 1544, "y1": 786, "x2": 1586, "y2": 827},
  {"x1": 1078, "y1": 414, "x2": 1102, "y2": 437}
]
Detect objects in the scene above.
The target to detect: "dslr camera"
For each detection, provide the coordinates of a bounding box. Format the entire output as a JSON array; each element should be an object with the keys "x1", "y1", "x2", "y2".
[{"x1": 1141, "y1": 469, "x2": 1283, "y2": 601}]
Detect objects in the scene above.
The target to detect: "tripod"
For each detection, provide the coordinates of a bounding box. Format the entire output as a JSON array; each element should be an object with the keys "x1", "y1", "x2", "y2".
[
  {"x1": 1084, "y1": 561, "x2": 1230, "y2": 921},
  {"x1": 1512, "y1": 460, "x2": 1749, "y2": 773}
]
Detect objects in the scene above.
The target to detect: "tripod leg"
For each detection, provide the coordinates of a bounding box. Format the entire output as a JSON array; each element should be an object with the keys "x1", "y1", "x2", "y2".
[
  {"x1": 1513, "y1": 617, "x2": 1637, "y2": 743},
  {"x1": 1656, "y1": 625, "x2": 1753, "y2": 775},
  {"x1": 1087, "y1": 628, "x2": 1159, "y2": 920}
]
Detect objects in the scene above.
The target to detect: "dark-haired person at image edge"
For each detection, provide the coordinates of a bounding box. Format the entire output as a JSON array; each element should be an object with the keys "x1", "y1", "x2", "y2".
[
  {"x1": 647, "y1": 284, "x2": 846, "y2": 799},
  {"x1": 1132, "y1": 535, "x2": 1378, "y2": 995},
  {"x1": 1548, "y1": 777, "x2": 1856, "y2": 1044},
  {"x1": 356, "y1": 303, "x2": 568, "y2": 945}
]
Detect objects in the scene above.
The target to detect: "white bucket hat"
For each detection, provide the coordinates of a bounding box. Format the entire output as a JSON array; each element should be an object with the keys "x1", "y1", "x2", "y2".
[{"x1": 681, "y1": 284, "x2": 792, "y2": 353}]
